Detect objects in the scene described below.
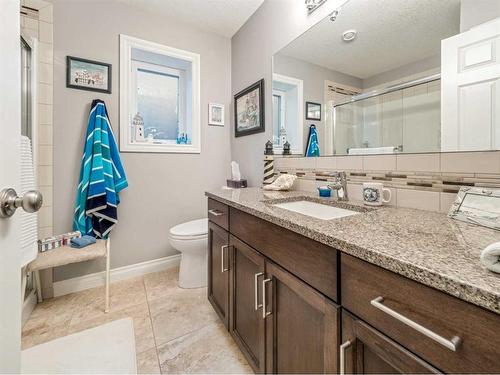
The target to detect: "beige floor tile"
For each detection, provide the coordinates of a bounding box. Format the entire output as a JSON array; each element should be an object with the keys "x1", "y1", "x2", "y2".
[
  {"x1": 22, "y1": 323, "x2": 69, "y2": 350},
  {"x1": 143, "y1": 267, "x2": 180, "y2": 300},
  {"x1": 158, "y1": 322, "x2": 252, "y2": 374},
  {"x1": 149, "y1": 288, "x2": 218, "y2": 346},
  {"x1": 137, "y1": 348, "x2": 161, "y2": 374},
  {"x1": 69, "y1": 277, "x2": 148, "y2": 323}
]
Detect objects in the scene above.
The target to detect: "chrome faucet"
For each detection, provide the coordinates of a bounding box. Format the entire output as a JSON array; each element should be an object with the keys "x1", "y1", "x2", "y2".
[{"x1": 328, "y1": 171, "x2": 348, "y2": 201}]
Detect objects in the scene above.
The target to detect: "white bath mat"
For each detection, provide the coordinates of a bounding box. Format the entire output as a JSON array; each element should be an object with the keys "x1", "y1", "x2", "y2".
[{"x1": 21, "y1": 318, "x2": 137, "y2": 374}]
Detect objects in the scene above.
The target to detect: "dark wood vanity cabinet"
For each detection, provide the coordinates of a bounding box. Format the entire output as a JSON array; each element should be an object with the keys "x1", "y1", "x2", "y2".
[
  {"x1": 341, "y1": 311, "x2": 440, "y2": 374},
  {"x1": 207, "y1": 221, "x2": 230, "y2": 328},
  {"x1": 208, "y1": 199, "x2": 340, "y2": 374},
  {"x1": 229, "y1": 235, "x2": 266, "y2": 373},
  {"x1": 207, "y1": 198, "x2": 500, "y2": 374},
  {"x1": 264, "y1": 260, "x2": 339, "y2": 374}
]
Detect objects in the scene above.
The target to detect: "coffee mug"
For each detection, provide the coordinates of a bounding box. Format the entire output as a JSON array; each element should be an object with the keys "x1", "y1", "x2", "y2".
[{"x1": 362, "y1": 182, "x2": 392, "y2": 206}]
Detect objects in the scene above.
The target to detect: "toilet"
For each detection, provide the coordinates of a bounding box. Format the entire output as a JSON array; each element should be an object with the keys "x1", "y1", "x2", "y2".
[{"x1": 169, "y1": 218, "x2": 208, "y2": 288}]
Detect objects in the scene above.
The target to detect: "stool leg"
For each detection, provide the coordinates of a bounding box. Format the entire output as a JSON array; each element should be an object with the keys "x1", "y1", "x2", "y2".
[
  {"x1": 105, "y1": 238, "x2": 110, "y2": 313},
  {"x1": 34, "y1": 270, "x2": 43, "y2": 303}
]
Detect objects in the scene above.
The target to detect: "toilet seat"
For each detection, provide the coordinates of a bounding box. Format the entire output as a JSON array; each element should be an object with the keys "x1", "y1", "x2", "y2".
[{"x1": 169, "y1": 218, "x2": 208, "y2": 240}]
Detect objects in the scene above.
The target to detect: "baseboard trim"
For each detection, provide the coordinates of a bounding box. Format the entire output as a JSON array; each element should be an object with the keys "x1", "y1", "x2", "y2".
[{"x1": 53, "y1": 254, "x2": 181, "y2": 297}]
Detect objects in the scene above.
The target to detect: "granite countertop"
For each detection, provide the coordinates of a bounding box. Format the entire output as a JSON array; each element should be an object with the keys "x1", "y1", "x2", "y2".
[{"x1": 206, "y1": 187, "x2": 500, "y2": 314}]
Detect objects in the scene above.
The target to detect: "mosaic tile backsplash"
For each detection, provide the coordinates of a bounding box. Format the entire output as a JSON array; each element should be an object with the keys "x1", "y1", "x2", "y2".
[{"x1": 274, "y1": 151, "x2": 500, "y2": 213}]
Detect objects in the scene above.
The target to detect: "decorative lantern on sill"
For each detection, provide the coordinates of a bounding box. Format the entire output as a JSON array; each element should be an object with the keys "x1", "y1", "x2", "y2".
[
  {"x1": 132, "y1": 112, "x2": 145, "y2": 142},
  {"x1": 282, "y1": 141, "x2": 291, "y2": 155}
]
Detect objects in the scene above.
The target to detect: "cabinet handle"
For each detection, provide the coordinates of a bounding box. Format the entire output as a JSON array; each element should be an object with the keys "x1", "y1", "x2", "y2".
[
  {"x1": 370, "y1": 296, "x2": 461, "y2": 352},
  {"x1": 254, "y1": 272, "x2": 264, "y2": 310},
  {"x1": 339, "y1": 340, "x2": 352, "y2": 375},
  {"x1": 221, "y1": 245, "x2": 229, "y2": 273},
  {"x1": 209, "y1": 209, "x2": 224, "y2": 217},
  {"x1": 262, "y1": 278, "x2": 272, "y2": 319}
]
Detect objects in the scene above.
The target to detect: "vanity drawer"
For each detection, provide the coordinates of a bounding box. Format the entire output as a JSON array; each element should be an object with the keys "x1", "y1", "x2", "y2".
[
  {"x1": 208, "y1": 198, "x2": 229, "y2": 230},
  {"x1": 341, "y1": 254, "x2": 500, "y2": 374},
  {"x1": 230, "y1": 207, "x2": 338, "y2": 302}
]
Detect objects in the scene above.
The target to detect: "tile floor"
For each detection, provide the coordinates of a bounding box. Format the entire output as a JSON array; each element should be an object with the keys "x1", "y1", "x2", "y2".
[{"x1": 22, "y1": 267, "x2": 253, "y2": 374}]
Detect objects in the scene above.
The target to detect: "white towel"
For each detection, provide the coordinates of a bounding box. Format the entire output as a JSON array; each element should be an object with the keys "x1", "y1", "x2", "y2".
[
  {"x1": 348, "y1": 146, "x2": 396, "y2": 155},
  {"x1": 480, "y1": 241, "x2": 500, "y2": 274},
  {"x1": 20, "y1": 136, "x2": 38, "y2": 268}
]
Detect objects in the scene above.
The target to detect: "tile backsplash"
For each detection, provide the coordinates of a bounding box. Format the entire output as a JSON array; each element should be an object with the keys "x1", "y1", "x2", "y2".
[{"x1": 274, "y1": 151, "x2": 500, "y2": 213}]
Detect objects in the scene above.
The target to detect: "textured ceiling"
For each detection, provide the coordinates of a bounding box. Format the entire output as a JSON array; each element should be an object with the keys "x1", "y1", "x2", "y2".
[
  {"x1": 115, "y1": 0, "x2": 264, "y2": 38},
  {"x1": 278, "y1": 0, "x2": 461, "y2": 79}
]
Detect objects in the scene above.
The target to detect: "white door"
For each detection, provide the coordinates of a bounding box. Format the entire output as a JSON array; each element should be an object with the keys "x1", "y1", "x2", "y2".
[
  {"x1": 0, "y1": 0, "x2": 22, "y2": 372},
  {"x1": 441, "y1": 17, "x2": 500, "y2": 151}
]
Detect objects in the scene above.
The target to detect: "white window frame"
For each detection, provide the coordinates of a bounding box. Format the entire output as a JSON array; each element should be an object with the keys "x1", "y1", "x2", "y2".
[
  {"x1": 272, "y1": 73, "x2": 304, "y2": 154},
  {"x1": 120, "y1": 34, "x2": 200, "y2": 153}
]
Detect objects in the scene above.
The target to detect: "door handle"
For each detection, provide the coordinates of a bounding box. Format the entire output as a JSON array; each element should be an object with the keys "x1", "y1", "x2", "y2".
[
  {"x1": 370, "y1": 296, "x2": 461, "y2": 351},
  {"x1": 262, "y1": 278, "x2": 272, "y2": 319},
  {"x1": 254, "y1": 272, "x2": 264, "y2": 310},
  {"x1": 339, "y1": 340, "x2": 352, "y2": 375},
  {"x1": 221, "y1": 245, "x2": 229, "y2": 273},
  {"x1": 0, "y1": 188, "x2": 43, "y2": 218}
]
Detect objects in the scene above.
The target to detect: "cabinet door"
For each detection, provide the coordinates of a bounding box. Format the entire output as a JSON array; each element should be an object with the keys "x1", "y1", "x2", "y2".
[
  {"x1": 208, "y1": 222, "x2": 229, "y2": 328},
  {"x1": 264, "y1": 260, "x2": 340, "y2": 374},
  {"x1": 229, "y1": 235, "x2": 266, "y2": 373},
  {"x1": 341, "y1": 311, "x2": 441, "y2": 374}
]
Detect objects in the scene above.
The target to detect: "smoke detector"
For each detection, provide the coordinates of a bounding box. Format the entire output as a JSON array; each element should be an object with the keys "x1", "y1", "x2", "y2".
[{"x1": 342, "y1": 29, "x2": 357, "y2": 42}]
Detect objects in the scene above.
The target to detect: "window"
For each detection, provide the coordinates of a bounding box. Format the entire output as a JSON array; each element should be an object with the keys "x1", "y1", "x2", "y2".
[
  {"x1": 272, "y1": 74, "x2": 303, "y2": 154},
  {"x1": 120, "y1": 35, "x2": 200, "y2": 153}
]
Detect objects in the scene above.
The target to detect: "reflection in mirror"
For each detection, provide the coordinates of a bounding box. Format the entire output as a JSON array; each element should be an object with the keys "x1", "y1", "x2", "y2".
[{"x1": 273, "y1": 0, "x2": 500, "y2": 156}]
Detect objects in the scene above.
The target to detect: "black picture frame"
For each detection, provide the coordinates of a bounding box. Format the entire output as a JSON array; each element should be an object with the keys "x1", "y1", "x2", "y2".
[
  {"x1": 234, "y1": 79, "x2": 265, "y2": 137},
  {"x1": 306, "y1": 101, "x2": 322, "y2": 121},
  {"x1": 66, "y1": 56, "x2": 112, "y2": 94}
]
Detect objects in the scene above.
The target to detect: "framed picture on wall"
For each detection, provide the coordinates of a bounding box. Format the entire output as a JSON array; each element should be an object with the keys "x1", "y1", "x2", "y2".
[
  {"x1": 306, "y1": 101, "x2": 321, "y2": 121},
  {"x1": 208, "y1": 103, "x2": 225, "y2": 126},
  {"x1": 66, "y1": 56, "x2": 112, "y2": 94},
  {"x1": 234, "y1": 79, "x2": 265, "y2": 137}
]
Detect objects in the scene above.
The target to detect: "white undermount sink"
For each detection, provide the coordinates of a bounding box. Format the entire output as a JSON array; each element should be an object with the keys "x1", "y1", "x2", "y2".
[{"x1": 273, "y1": 200, "x2": 359, "y2": 220}]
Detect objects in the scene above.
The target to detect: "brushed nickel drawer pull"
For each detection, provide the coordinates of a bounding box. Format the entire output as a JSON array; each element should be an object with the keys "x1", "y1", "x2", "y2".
[
  {"x1": 221, "y1": 245, "x2": 229, "y2": 273},
  {"x1": 208, "y1": 209, "x2": 224, "y2": 217},
  {"x1": 339, "y1": 340, "x2": 352, "y2": 375},
  {"x1": 254, "y1": 272, "x2": 264, "y2": 310},
  {"x1": 370, "y1": 296, "x2": 461, "y2": 352},
  {"x1": 262, "y1": 278, "x2": 272, "y2": 319}
]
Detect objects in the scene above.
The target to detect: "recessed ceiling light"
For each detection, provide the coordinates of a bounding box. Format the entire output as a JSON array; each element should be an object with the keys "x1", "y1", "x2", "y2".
[{"x1": 342, "y1": 29, "x2": 357, "y2": 42}]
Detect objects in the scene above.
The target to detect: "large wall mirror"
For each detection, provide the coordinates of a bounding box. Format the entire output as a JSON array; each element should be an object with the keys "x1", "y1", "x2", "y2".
[{"x1": 272, "y1": 0, "x2": 500, "y2": 156}]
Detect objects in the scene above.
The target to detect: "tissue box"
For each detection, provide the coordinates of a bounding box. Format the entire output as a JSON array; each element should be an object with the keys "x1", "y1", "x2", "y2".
[{"x1": 227, "y1": 179, "x2": 247, "y2": 188}]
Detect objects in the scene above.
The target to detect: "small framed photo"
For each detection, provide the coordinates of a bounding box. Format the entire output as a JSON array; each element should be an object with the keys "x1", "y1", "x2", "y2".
[
  {"x1": 234, "y1": 79, "x2": 265, "y2": 137},
  {"x1": 208, "y1": 103, "x2": 225, "y2": 126},
  {"x1": 306, "y1": 101, "x2": 321, "y2": 121},
  {"x1": 66, "y1": 56, "x2": 112, "y2": 94}
]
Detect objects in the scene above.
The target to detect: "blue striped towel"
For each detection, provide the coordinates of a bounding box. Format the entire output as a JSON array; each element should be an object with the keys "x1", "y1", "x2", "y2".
[{"x1": 73, "y1": 100, "x2": 128, "y2": 239}]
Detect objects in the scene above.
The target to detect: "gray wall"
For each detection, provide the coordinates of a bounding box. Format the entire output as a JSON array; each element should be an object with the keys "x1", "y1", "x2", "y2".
[
  {"x1": 362, "y1": 54, "x2": 441, "y2": 90},
  {"x1": 51, "y1": 0, "x2": 232, "y2": 281},
  {"x1": 460, "y1": 0, "x2": 500, "y2": 32},
  {"x1": 231, "y1": 0, "x2": 348, "y2": 186},
  {"x1": 273, "y1": 54, "x2": 361, "y2": 153}
]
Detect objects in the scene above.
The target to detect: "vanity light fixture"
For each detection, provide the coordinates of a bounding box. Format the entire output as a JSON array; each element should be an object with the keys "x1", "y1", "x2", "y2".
[
  {"x1": 342, "y1": 29, "x2": 357, "y2": 42},
  {"x1": 305, "y1": 0, "x2": 327, "y2": 15}
]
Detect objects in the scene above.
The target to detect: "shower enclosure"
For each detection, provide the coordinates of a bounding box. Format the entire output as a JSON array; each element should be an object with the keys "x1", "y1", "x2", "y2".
[{"x1": 332, "y1": 75, "x2": 441, "y2": 155}]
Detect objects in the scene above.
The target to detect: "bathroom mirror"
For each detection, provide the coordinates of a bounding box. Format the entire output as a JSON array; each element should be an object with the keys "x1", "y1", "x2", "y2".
[
  {"x1": 448, "y1": 187, "x2": 500, "y2": 231},
  {"x1": 272, "y1": 0, "x2": 500, "y2": 155}
]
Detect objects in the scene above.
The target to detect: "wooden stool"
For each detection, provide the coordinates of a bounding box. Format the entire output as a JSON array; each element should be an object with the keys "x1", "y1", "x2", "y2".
[{"x1": 27, "y1": 239, "x2": 111, "y2": 312}]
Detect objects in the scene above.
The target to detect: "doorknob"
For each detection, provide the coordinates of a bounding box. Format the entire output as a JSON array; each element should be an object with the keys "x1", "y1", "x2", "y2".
[{"x1": 0, "y1": 188, "x2": 43, "y2": 218}]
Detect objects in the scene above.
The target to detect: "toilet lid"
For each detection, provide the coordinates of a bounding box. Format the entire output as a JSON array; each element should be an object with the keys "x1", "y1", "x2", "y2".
[{"x1": 169, "y1": 218, "x2": 208, "y2": 237}]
